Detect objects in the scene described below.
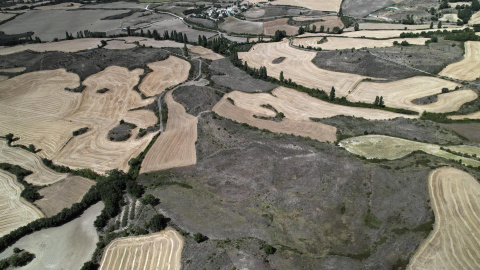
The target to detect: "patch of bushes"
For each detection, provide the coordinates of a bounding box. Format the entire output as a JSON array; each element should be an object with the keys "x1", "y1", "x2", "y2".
[
  {"x1": 73, "y1": 127, "x2": 89, "y2": 136},
  {"x1": 0, "y1": 250, "x2": 35, "y2": 269},
  {"x1": 0, "y1": 163, "x2": 42, "y2": 202}
]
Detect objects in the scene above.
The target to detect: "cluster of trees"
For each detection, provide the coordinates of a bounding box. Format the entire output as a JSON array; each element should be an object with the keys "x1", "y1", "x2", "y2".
[
  {"x1": 147, "y1": 214, "x2": 170, "y2": 232},
  {"x1": 197, "y1": 36, "x2": 231, "y2": 54},
  {"x1": 393, "y1": 40, "x2": 411, "y2": 46},
  {"x1": 0, "y1": 163, "x2": 42, "y2": 202},
  {"x1": 162, "y1": 30, "x2": 188, "y2": 43},
  {"x1": 401, "y1": 15, "x2": 415, "y2": 25},
  {"x1": 373, "y1": 96, "x2": 385, "y2": 107},
  {"x1": 0, "y1": 250, "x2": 35, "y2": 269},
  {"x1": 272, "y1": 30, "x2": 287, "y2": 42},
  {"x1": 399, "y1": 28, "x2": 480, "y2": 42}
]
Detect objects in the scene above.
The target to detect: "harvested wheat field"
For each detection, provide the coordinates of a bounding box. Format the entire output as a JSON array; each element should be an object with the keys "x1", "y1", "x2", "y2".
[
  {"x1": 293, "y1": 16, "x2": 344, "y2": 30},
  {"x1": 339, "y1": 135, "x2": 480, "y2": 167},
  {"x1": 141, "y1": 90, "x2": 197, "y2": 173},
  {"x1": 293, "y1": 37, "x2": 429, "y2": 50},
  {"x1": 0, "y1": 67, "x2": 26, "y2": 73},
  {"x1": 213, "y1": 87, "x2": 414, "y2": 142},
  {"x1": 54, "y1": 66, "x2": 157, "y2": 173},
  {"x1": 449, "y1": 111, "x2": 480, "y2": 120},
  {"x1": 0, "y1": 69, "x2": 85, "y2": 159},
  {"x1": 35, "y1": 176, "x2": 95, "y2": 217},
  {"x1": 264, "y1": 18, "x2": 299, "y2": 36},
  {"x1": 268, "y1": 0, "x2": 341, "y2": 12},
  {"x1": 99, "y1": 227, "x2": 184, "y2": 270},
  {"x1": 472, "y1": 10, "x2": 480, "y2": 25},
  {"x1": 0, "y1": 76, "x2": 7, "y2": 82},
  {"x1": 104, "y1": 40, "x2": 137, "y2": 50},
  {"x1": 189, "y1": 46, "x2": 224, "y2": 60},
  {"x1": 0, "y1": 38, "x2": 103, "y2": 55},
  {"x1": 347, "y1": 77, "x2": 475, "y2": 113},
  {"x1": 139, "y1": 56, "x2": 190, "y2": 97},
  {"x1": 220, "y1": 16, "x2": 263, "y2": 35},
  {"x1": 407, "y1": 167, "x2": 480, "y2": 270},
  {"x1": 439, "y1": 41, "x2": 480, "y2": 81},
  {"x1": 238, "y1": 40, "x2": 370, "y2": 96},
  {"x1": 0, "y1": 170, "x2": 44, "y2": 237},
  {"x1": 0, "y1": 140, "x2": 67, "y2": 185}
]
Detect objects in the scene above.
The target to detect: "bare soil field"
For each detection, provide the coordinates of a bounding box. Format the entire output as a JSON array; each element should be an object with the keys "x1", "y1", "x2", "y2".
[
  {"x1": 54, "y1": 66, "x2": 157, "y2": 173},
  {"x1": 293, "y1": 36, "x2": 429, "y2": 50},
  {"x1": 353, "y1": 23, "x2": 432, "y2": 30},
  {"x1": 243, "y1": 6, "x2": 266, "y2": 19},
  {"x1": 407, "y1": 167, "x2": 480, "y2": 270},
  {"x1": 0, "y1": 13, "x2": 16, "y2": 21},
  {"x1": 0, "y1": 69, "x2": 85, "y2": 160},
  {"x1": 220, "y1": 16, "x2": 263, "y2": 35},
  {"x1": 81, "y1": 1, "x2": 149, "y2": 9},
  {"x1": 141, "y1": 90, "x2": 197, "y2": 173},
  {"x1": 0, "y1": 67, "x2": 26, "y2": 73},
  {"x1": 472, "y1": 10, "x2": 480, "y2": 25},
  {"x1": 34, "y1": 2, "x2": 82, "y2": 9},
  {"x1": 103, "y1": 39, "x2": 137, "y2": 50},
  {"x1": 439, "y1": 41, "x2": 480, "y2": 81},
  {"x1": 0, "y1": 9, "x2": 126, "y2": 41},
  {"x1": 339, "y1": 135, "x2": 480, "y2": 167},
  {"x1": 0, "y1": 140, "x2": 67, "y2": 185},
  {"x1": 35, "y1": 176, "x2": 95, "y2": 217},
  {"x1": 98, "y1": 228, "x2": 184, "y2": 270},
  {"x1": 189, "y1": 46, "x2": 223, "y2": 60},
  {"x1": 0, "y1": 170, "x2": 44, "y2": 237},
  {"x1": 0, "y1": 38, "x2": 103, "y2": 55},
  {"x1": 238, "y1": 40, "x2": 372, "y2": 96},
  {"x1": 0, "y1": 76, "x2": 7, "y2": 82},
  {"x1": 440, "y1": 123, "x2": 480, "y2": 143},
  {"x1": 347, "y1": 77, "x2": 475, "y2": 113},
  {"x1": 139, "y1": 56, "x2": 190, "y2": 97},
  {"x1": 268, "y1": 0, "x2": 342, "y2": 12},
  {"x1": 263, "y1": 18, "x2": 298, "y2": 36},
  {"x1": 341, "y1": 0, "x2": 396, "y2": 17},
  {"x1": 0, "y1": 202, "x2": 103, "y2": 270}
]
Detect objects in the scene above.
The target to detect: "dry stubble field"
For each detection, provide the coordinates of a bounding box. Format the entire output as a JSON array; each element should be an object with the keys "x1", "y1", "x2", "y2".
[
  {"x1": 139, "y1": 56, "x2": 190, "y2": 97},
  {"x1": 407, "y1": 167, "x2": 480, "y2": 270},
  {"x1": 292, "y1": 37, "x2": 429, "y2": 50},
  {"x1": 439, "y1": 41, "x2": 480, "y2": 81},
  {"x1": 238, "y1": 40, "x2": 370, "y2": 96},
  {"x1": 266, "y1": 0, "x2": 342, "y2": 12},
  {"x1": 99, "y1": 227, "x2": 184, "y2": 270},
  {"x1": 339, "y1": 135, "x2": 480, "y2": 167},
  {"x1": 0, "y1": 170, "x2": 44, "y2": 237},
  {"x1": 140, "y1": 89, "x2": 197, "y2": 173},
  {"x1": 347, "y1": 77, "x2": 476, "y2": 113}
]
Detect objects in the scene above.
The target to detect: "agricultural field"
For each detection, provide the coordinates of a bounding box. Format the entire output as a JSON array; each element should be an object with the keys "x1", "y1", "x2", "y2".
[
  {"x1": 266, "y1": 0, "x2": 342, "y2": 12},
  {"x1": 139, "y1": 56, "x2": 190, "y2": 97},
  {"x1": 220, "y1": 16, "x2": 263, "y2": 35},
  {"x1": 238, "y1": 40, "x2": 370, "y2": 96},
  {"x1": 347, "y1": 76, "x2": 477, "y2": 113},
  {"x1": 263, "y1": 18, "x2": 299, "y2": 36},
  {"x1": 293, "y1": 36, "x2": 429, "y2": 50},
  {"x1": 141, "y1": 89, "x2": 197, "y2": 173},
  {"x1": 408, "y1": 167, "x2": 480, "y2": 270},
  {"x1": 98, "y1": 228, "x2": 184, "y2": 270},
  {"x1": 352, "y1": 23, "x2": 432, "y2": 31},
  {"x1": 439, "y1": 41, "x2": 480, "y2": 81},
  {"x1": 339, "y1": 135, "x2": 480, "y2": 167}
]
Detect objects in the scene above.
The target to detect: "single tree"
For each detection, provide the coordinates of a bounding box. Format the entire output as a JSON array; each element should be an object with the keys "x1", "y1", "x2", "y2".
[
  {"x1": 183, "y1": 43, "x2": 188, "y2": 57},
  {"x1": 279, "y1": 71, "x2": 284, "y2": 82},
  {"x1": 330, "y1": 87, "x2": 336, "y2": 100},
  {"x1": 374, "y1": 96, "x2": 380, "y2": 106},
  {"x1": 354, "y1": 23, "x2": 360, "y2": 31},
  {"x1": 437, "y1": 21, "x2": 442, "y2": 29},
  {"x1": 430, "y1": 21, "x2": 434, "y2": 29}
]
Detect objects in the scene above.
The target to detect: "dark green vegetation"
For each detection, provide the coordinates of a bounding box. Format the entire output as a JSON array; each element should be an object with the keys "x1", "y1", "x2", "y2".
[
  {"x1": 108, "y1": 120, "x2": 137, "y2": 142},
  {"x1": 73, "y1": 127, "x2": 89, "y2": 137},
  {"x1": 0, "y1": 249, "x2": 35, "y2": 269},
  {"x1": 0, "y1": 163, "x2": 42, "y2": 202}
]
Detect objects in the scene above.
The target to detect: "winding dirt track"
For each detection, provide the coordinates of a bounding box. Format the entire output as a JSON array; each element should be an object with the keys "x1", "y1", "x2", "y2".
[
  {"x1": 99, "y1": 228, "x2": 184, "y2": 270},
  {"x1": 407, "y1": 167, "x2": 480, "y2": 270},
  {"x1": 238, "y1": 40, "x2": 371, "y2": 96},
  {"x1": 293, "y1": 37, "x2": 429, "y2": 50},
  {"x1": 139, "y1": 56, "x2": 190, "y2": 97},
  {"x1": 439, "y1": 41, "x2": 480, "y2": 81},
  {"x1": 140, "y1": 90, "x2": 197, "y2": 173},
  {"x1": 213, "y1": 87, "x2": 415, "y2": 142},
  {"x1": 0, "y1": 170, "x2": 44, "y2": 237},
  {"x1": 0, "y1": 139, "x2": 66, "y2": 185},
  {"x1": 347, "y1": 77, "x2": 476, "y2": 113}
]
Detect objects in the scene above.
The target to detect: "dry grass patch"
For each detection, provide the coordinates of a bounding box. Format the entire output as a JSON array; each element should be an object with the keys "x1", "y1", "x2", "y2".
[
  {"x1": 264, "y1": 18, "x2": 298, "y2": 36},
  {"x1": 268, "y1": 0, "x2": 341, "y2": 12},
  {"x1": 347, "y1": 76, "x2": 476, "y2": 113},
  {"x1": 407, "y1": 167, "x2": 480, "y2": 270},
  {"x1": 0, "y1": 67, "x2": 26, "y2": 73},
  {"x1": 35, "y1": 176, "x2": 95, "y2": 217},
  {"x1": 0, "y1": 170, "x2": 44, "y2": 237},
  {"x1": 238, "y1": 40, "x2": 372, "y2": 96},
  {"x1": 141, "y1": 90, "x2": 197, "y2": 173},
  {"x1": 439, "y1": 41, "x2": 480, "y2": 81},
  {"x1": 99, "y1": 227, "x2": 184, "y2": 270},
  {"x1": 339, "y1": 135, "x2": 480, "y2": 167},
  {"x1": 139, "y1": 56, "x2": 190, "y2": 97},
  {"x1": 293, "y1": 37, "x2": 429, "y2": 50}
]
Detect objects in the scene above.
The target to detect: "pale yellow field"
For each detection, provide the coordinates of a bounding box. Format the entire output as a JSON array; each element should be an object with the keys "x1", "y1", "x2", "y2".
[
  {"x1": 339, "y1": 135, "x2": 480, "y2": 167},
  {"x1": 0, "y1": 38, "x2": 103, "y2": 55},
  {"x1": 0, "y1": 69, "x2": 85, "y2": 159},
  {"x1": 407, "y1": 167, "x2": 480, "y2": 270},
  {"x1": 0, "y1": 170, "x2": 44, "y2": 237},
  {"x1": 103, "y1": 40, "x2": 137, "y2": 50},
  {"x1": 347, "y1": 77, "x2": 476, "y2": 113},
  {"x1": 0, "y1": 67, "x2": 26, "y2": 73},
  {"x1": 440, "y1": 41, "x2": 480, "y2": 81},
  {"x1": 472, "y1": 11, "x2": 480, "y2": 25},
  {"x1": 449, "y1": 111, "x2": 480, "y2": 120},
  {"x1": 238, "y1": 40, "x2": 371, "y2": 96},
  {"x1": 0, "y1": 140, "x2": 67, "y2": 185},
  {"x1": 264, "y1": 18, "x2": 299, "y2": 36},
  {"x1": 140, "y1": 90, "x2": 197, "y2": 173},
  {"x1": 439, "y1": 13, "x2": 459, "y2": 22},
  {"x1": 212, "y1": 87, "x2": 416, "y2": 142},
  {"x1": 268, "y1": 0, "x2": 342, "y2": 12},
  {"x1": 99, "y1": 228, "x2": 184, "y2": 270},
  {"x1": 35, "y1": 176, "x2": 95, "y2": 217},
  {"x1": 54, "y1": 66, "x2": 157, "y2": 173},
  {"x1": 292, "y1": 37, "x2": 429, "y2": 50},
  {"x1": 139, "y1": 56, "x2": 190, "y2": 97},
  {"x1": 189, "y1": 46, "x2": 224, "y2": 60}
]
